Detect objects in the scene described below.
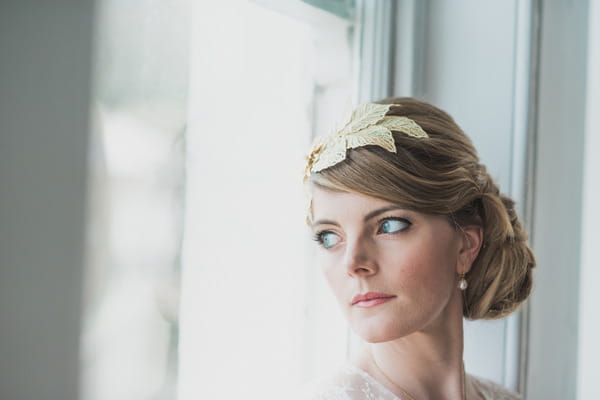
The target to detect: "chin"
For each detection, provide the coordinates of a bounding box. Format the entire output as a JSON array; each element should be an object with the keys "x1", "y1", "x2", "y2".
[{"x1": 360, "y1": 333, "x2": 392, "y2": 344}]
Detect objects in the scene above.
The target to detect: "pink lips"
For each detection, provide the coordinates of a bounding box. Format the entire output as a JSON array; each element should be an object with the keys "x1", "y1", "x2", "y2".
[{"x1": 352, "y1": 292, "x2": 396, "y2": 308}]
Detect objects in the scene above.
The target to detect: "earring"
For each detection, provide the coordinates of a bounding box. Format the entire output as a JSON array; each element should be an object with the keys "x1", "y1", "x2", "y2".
[{"x1": 458, "y1": 273, "x2": 468, "y2": 290}]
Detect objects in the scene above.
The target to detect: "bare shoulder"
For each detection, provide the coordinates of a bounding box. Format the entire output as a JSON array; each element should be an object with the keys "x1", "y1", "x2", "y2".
[{"x1": 469, "y1": 375, "x2": 522, "y2": 400}]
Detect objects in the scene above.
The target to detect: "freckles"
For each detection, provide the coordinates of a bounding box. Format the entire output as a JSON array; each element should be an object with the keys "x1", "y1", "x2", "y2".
[
  {"x1": 392, "y1": 248, "x2": 452, "y2": 293},
  {"x1": 392, "y1": 250, "x2": 434, "y2": 279}
]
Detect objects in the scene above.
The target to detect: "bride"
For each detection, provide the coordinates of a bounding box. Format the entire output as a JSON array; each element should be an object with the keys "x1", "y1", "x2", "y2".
[{"x1": 300, "y1": 98, "x2": 535, "y2": 400}]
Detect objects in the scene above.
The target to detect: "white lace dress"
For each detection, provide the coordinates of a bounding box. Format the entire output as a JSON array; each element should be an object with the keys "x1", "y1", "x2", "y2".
[{"x1": 297, "y1": 364, "x2": 521, "y2": 400}]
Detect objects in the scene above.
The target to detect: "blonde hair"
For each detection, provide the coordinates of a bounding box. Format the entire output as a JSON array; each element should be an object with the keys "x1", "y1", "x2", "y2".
[{"x1": 308, "y1": 97, "x2": 535, "y2": 320}]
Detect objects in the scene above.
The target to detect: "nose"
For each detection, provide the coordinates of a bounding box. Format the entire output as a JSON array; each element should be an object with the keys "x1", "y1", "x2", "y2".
[{"x1": 343, "y1": 237, "x2": 377, "y2": 277}]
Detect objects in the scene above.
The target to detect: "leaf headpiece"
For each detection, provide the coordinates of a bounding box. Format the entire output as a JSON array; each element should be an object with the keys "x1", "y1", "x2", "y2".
[{"x1": 303, "y1": 103, "x2": 428, "y2": 181}]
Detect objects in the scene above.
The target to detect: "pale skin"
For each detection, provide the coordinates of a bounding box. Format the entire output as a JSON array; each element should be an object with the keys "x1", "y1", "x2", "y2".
[{"x1": 310, "y1": 187, "x2": 484, "y2": 400}]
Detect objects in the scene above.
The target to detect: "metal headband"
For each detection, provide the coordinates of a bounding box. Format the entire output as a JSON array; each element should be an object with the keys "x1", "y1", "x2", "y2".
[{"x1": 303, "y1": 103, "x2": 428, "y2": 181}]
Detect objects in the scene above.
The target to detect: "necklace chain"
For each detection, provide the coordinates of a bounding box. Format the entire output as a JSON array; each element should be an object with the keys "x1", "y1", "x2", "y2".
[{"x1": 368, "y1": 350, "x2": 467, "y2": 400}]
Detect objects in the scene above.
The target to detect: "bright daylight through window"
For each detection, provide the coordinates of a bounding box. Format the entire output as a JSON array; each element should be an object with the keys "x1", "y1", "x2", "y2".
[{"x1": 84, "y1": 1, "x2": 356, "y2": 399}]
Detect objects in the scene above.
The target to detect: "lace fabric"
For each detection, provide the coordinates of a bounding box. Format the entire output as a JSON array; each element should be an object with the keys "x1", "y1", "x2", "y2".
[{"x1": 296, "y1": 364, "x2": 522, "y2": 400}]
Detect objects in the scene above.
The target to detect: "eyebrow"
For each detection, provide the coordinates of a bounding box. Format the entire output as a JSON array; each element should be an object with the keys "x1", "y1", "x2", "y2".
[
  {"x1": 363, "y1": 205, "x2": 406, "y2": 222},
  {"x1": 311, "y1": 205, "x2": 406, "y2": 228}
]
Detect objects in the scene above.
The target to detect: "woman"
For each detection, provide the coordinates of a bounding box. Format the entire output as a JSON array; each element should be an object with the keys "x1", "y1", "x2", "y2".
[{"x1": 300, "y1": 98, "x2": 535, "y2": 400}]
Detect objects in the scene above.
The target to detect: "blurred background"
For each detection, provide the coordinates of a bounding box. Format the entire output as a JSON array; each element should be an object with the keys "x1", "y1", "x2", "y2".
[{"x1": 0, "y1": 0, "x2": 598, "y2": 399}]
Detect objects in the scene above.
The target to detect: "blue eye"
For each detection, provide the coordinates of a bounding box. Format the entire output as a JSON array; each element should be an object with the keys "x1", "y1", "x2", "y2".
[
  {"x1": 313, "y1": 231, "x2": 341, "y2": 249},
  {"x1": 379, "y1": 218, "x2": 411, "y2": 234}
]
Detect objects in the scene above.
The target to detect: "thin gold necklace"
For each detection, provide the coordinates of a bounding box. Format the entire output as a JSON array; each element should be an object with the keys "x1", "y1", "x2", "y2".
[{"x1": 369, "y1": 351, "x2": 467, "y2": 400}]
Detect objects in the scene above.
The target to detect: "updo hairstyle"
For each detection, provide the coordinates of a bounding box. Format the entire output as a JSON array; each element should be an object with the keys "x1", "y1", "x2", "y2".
[{"x1": 307, "y1": 97, "x2": 536, "y2": 320}]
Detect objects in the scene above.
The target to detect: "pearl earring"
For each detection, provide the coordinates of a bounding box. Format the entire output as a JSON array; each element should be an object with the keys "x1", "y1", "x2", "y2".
[{"x1": 458, "y1": 273, "x2": 468, "y2": 290}]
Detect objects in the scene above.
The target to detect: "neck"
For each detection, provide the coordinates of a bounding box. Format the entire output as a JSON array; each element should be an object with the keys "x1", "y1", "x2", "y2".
[{"x1": 351, "y1": 294, "x2": 470, "y2": 400}]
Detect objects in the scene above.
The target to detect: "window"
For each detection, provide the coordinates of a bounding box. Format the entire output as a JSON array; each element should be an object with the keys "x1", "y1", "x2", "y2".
[
  {"x1": 84, "y1": 1, "x2": 356, "y2": 399},
  {"x1": 83, "y1": 1, "x2": 190, "y2": 398}
]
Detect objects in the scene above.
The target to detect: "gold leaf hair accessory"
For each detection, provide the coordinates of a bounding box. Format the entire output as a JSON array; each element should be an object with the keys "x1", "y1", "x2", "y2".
[{"x1": 303, "y1": 103, "x2": 428, "y2": 180}]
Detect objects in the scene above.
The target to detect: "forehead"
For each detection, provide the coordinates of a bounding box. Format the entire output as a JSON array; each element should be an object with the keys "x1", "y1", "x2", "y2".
[
  {"x1": 310, "y1": 186, "x2": 454, "y2": 232},
  {"x1": 311, "y1": 187, "x2": 399, "y2": 220}
]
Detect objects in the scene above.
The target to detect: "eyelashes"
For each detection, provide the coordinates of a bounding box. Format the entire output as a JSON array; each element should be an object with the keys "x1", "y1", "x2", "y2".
[
  {"x1": 377, "y1": 217, "x2": 411, "y2": 234},
  {"x1": 313, "y1": 217, "x2": 412, "y2": 249},
  {"x1": 313, "y1": 230, "x2": 340, "y2": 249}
]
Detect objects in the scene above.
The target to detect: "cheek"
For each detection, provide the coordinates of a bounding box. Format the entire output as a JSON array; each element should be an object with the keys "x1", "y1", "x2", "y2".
[{"x1": 387, "y1": 240, "x2": 457, "y2": 292}]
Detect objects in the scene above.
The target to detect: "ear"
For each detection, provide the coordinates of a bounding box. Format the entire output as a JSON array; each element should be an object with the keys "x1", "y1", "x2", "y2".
[{"x1": 456, "y1": 224, "x2": 484, "y2": 274}]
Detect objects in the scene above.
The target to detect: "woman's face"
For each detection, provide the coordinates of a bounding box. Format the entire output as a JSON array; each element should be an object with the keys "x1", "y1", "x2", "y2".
[{"x1": 310, "y1": 187, "x2": 469, "y2": 343}]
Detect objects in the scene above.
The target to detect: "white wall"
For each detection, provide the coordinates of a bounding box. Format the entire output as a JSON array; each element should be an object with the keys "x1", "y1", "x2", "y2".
[
  {"x1": 578, "y1": 1, "x2": 600, "y2": 398},
  {"x1": 0, "y1": 2, "x2": 94, "y2": 399},
  {"x1": 526, "y1": 0, "x2": 589, "y2": 399}
]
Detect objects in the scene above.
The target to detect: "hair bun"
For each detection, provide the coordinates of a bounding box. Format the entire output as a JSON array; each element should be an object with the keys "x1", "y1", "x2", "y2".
[{"x1": 464, "y1": 187, "x2": 535, "y2": 319}]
